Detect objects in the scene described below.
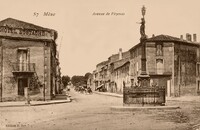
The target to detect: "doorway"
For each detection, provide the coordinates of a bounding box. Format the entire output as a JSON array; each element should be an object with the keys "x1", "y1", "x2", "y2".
[
  {"x1": 167, "y1": 80, "x2": 171, "y2": 97},
  {"x1": 18, "y1": 78, "x2": 28, "y2": 96}
]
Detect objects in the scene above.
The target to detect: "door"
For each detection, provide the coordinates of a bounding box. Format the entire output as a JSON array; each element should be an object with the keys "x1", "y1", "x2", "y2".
[
  {"x1": 18, "y1": 78, "x2": 28, "y2": 96},
  {"x1": 167, "y1": 80, "x2": 171, "y2": 97}
]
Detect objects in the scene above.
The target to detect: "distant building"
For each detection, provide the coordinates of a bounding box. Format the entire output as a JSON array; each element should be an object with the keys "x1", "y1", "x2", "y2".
[
  {"x1": 87, "y1": 74, "x2": 93, "y2": 90},
  {"x1": 0, "y1": 18, "x2": 61, "y2": 101},
  {"x1": 93, "y1": 60, "x2": 108, "y2": 91},
  {"x1": 92, "y1": 49, "x2": 130, "y2": 93},
  {"x1": 112, "y1": 59, "x2": 130, "y2": 93}
]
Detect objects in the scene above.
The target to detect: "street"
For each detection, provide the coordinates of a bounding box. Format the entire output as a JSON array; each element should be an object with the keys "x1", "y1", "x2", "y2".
[{"x1": 1, "y1": 89, "x2": 200, "y2": 130}]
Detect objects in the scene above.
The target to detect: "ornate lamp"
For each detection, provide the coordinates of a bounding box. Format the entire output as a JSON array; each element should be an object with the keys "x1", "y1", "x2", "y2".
[{"x1": 141, "y1": 5, "x2": 146, "y2": 18}]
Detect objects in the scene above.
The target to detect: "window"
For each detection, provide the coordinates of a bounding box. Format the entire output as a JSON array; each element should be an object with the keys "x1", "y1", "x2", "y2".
[
  {"x1": 197, "y1": 64, "x2": 200, "y2": 76},
  {"x1": 156, "y1": 59, "x2": 164, "y2": 74},
  {"x1": 131, "y1": 79, "x2": 134, "y2": 87},
  {"x1": 156, "y1": 43, "x2": 163, "y2": 56},
  {"x1": 198, "y1": 80, "x2": 200, "y2": 91},
  {"x1": 44, "y1": 49, "x2": 47, "y2": 55},
  {"x1": 44, "y1": 65, "x2": 47, "y2": 70},
  {"x1": 136, "y1": 62, "x2": 139, "y2": 72},
  {"x1": 45, "y1": 57, "x2": 47, "y2": 62},
  {"x1": 18, "y1": 49, "x2": 28, "y2": 71}
]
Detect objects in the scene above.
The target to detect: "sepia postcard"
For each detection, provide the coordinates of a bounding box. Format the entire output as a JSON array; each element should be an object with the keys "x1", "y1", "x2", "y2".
[{"x1": 0, "y1": 0, "x2": 200, "y2": 130}]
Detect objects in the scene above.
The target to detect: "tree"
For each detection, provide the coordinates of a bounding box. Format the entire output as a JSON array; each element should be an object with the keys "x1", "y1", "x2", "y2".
[
  {"x1": 71, "y1": 75, "x2": 85, "y2": 86},
  {"x1": 61, "y1": 75, "x2": 70, "y2": 88},
  {"x1": 84, "y1": 72, "x2": 92, "y2": 81}
]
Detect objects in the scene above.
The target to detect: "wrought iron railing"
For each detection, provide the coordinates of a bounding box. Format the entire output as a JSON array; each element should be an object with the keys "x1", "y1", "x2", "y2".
[
  {"x1": 123, "y1": 87, "x2": 165, "y2": 106},
  {"x1": 12, "y1": 63, "x2": 35, "y2": 72}
]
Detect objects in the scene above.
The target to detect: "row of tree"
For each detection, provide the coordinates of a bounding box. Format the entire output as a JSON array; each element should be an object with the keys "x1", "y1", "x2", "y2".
[{"x1": 61, "y1": 72, "x2": 92, "y2": 88}]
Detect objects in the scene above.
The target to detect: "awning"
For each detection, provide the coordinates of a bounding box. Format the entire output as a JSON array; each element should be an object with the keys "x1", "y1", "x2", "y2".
[{"x1": 96, "y1": 84, "x2": 104, "y2": 89}]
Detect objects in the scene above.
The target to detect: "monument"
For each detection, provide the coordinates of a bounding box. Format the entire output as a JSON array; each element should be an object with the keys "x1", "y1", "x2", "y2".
[
  {"x1": 137, "y1": 5, "x2": 150, "y2": 88},
  {"x1": 111, "y1": 6, "x2": 179, "y2": 111},
  {"x1": 123, "y1": 6, "x2": 165, "y2": 107}
]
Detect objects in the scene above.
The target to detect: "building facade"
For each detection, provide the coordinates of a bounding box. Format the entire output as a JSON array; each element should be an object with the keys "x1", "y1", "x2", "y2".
[
  {"x1": 130, "y1": 34, "x2": 199, "y2": 97},
  {"x1": 91, "y1": 49, "x2": 130, "y2": 93},
  {"x1": 0, "y1": 18, "x2": 61, "y2": 101},
  {"x1": 91, "y1": 34, "x2": 200, "y2": 97},
  {"x1": 112, "y1": 59, "x2": 130, "y2": 94}
]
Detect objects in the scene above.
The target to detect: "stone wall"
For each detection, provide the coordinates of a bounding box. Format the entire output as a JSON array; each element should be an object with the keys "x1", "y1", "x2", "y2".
[
  {"x1": 146, "y1": 42, "x2": 173, "y2": 75},
  {"x1": 174, "y1": 43, "x2": 197, "y2": 96},
  {"x1": 0, "y1": 38, "x2": 50, "y2": 101}
]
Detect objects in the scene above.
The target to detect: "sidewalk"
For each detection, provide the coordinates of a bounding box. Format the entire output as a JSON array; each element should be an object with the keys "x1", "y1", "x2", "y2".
[
  {"x1": 0, "y1": 99, "x2": 71, "y2": 107},
  {"x1": 94, "y1": 91, "x2": 200, "y2": 102}
]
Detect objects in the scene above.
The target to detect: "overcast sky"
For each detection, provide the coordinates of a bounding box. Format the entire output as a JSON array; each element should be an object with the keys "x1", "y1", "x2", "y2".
[{"x1": 0, "y1": 0, "x2": 200, "y2": 77}]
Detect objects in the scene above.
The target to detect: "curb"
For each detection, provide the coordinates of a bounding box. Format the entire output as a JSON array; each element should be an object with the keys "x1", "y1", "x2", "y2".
[
  {"x1": 111, "y1": 105, "x2": 180, "y2": 111},
  {"x1": 0, "y1": 104, "x2": 28, "y2": 107},
  {"x1": 30, "y1": 100, "x2": 71, "y2": 106},
  {"x1": 93, "y1": 91, "x2": 123, "y2": 98},
  {"x1": 0, "y1": 99, "x2": 71, "y2": 107}
]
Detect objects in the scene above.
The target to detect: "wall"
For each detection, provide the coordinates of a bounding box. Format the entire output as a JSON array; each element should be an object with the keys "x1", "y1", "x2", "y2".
[
  {"x1": 129, "y1": 45, "x2": 142, "y2": 85},
  {"x1": 113, "y1": 62, "x2": 130, "y2": 93},
  {"x1": 174, "y1": 43, "x2": 197, "y2": 96},
  {"x1": 145, "y1": 42, "x2": 174, "y2": 96},
  {"x1": 1, "y1": 38, "x2": 46, "y2": 101},
  {"x1": 146, "y1": 42, "x2": 173, "y2": 75}
]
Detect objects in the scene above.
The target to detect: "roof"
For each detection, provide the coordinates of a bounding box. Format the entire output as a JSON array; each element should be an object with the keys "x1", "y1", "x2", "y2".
[
  {"x1": 130, "y1": 34, "x2": 200, "y2": 51},
  {"x1": 0, "y1": 18, "x2": 58, "y2": 41},
  {"x1": 0, "y1": 18, "x2": 54, "y2": 31},
  {"x1": 147, "y1": 34, "x2": 199, "y2": 45},
  {"x1": 96, "y1": 60, "x2": 109, "y2": 67},
  {"x1": 114, "y1": 58, "x2": 130, "y2": 70},
  {"x1": 122, "y1": 51, "x2": 130, "y2": 59},
  {"x1": 109, "y1": 51, "x2": 130, "y2": 64}
]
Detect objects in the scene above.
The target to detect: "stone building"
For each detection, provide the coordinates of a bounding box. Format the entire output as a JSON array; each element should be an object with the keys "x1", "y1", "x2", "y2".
[
  {"x1": 92, "y1": 34, "x2": 200, "y2": 97},
  {"x1": 93, "y1": 60, "x2": 108, "y2": 91},
  {"x1": 0, "y1": 18, "x2": 61, "y2": 101},
  {"x1": 87, "y1": 74, "x2": 94, "y2": 90},
  {"x1": 130, "y1": 34, "x2": 200, "y2": 97},
  {"x1": 92, "y1": 49, "x2": 130, "y2": 93},
  {"x1": 111, "y1": 59, "x2": 130, "y2": 93}
]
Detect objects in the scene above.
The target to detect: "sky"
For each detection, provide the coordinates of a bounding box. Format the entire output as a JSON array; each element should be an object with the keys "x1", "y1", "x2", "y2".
[{"x1": 0, "y1": 0, "x2": 200, "y2": 77}]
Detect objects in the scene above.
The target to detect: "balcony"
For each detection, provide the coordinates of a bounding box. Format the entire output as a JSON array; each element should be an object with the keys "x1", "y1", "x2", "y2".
[{"x1": 12, "y1": 63, "x2": 35, "y2": 75}]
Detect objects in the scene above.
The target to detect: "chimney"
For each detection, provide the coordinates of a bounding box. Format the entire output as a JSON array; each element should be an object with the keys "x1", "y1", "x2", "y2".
[
  {"x1": 186, "y1": 33, "x2": 192, "y2": 41},
  {"x1": 180, "y1": 35, "x2": 183, "y2": 40},
  {"x1": 152, "y1": 34, "x2": 155, "y2": 37},
  {"x1": 119, "y1": 48, "x2": 122, "y2": 60},
  {"x1": 193, "y1": 34, "x2": 197, "y2": 42}
]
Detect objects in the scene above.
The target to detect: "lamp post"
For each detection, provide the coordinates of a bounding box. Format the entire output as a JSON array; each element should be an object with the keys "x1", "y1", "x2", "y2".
[{"x1": 137, "y1": 5, "x2": 150, "y2": 87}]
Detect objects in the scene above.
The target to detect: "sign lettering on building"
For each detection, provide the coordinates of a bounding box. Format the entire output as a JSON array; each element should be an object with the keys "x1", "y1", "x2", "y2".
[{"x1": 0, "y1": 26, "x2": 55, "y2": 40}]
